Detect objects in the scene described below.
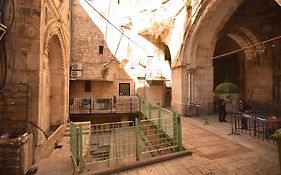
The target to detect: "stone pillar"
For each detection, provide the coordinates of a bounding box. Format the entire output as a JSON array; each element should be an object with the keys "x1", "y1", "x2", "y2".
[
  {"x1": 193, "y1": 61, "x2": 214, "y2": 104},
  {"x1": 171, "y1": 65, "x2": 188, "y2": 115}
]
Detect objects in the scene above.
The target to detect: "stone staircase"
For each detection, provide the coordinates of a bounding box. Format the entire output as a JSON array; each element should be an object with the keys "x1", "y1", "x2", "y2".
[
  {"x1": 140, "y1": 121, "x2": 174, "y2": 156},
  {"x1": 64, "y1": 121, "x2": 91, "y2": 136}
]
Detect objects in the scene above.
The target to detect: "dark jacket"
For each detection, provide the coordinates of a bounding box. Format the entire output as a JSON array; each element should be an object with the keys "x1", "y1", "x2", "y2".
[
  {"x1": 240, "y1": 101, "x2": 251, "y2": 112},
  {"x1": 218, "y1": 99, "x2": 226, "y2": 113}
]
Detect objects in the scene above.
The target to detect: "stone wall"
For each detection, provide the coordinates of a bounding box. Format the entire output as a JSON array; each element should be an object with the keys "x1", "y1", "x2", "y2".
[
  {"x1": 0, "y1": 133, "x2": 34, "y2": 175},
  {"x1": 0, "y1": 0, "x2": 70, "y2": 169},
  {"x1": 71, "y1": 0, "x2": 113, "y2": 78},
  {"x1": 0, "y1": 84, "x2": 29, "y2": 136},
  {"x1": 2, "y1": 0, "x2": 41, "y2": 129}
]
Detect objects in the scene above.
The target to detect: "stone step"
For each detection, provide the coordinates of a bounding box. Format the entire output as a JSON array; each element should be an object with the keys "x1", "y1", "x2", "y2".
[{"x1": 64, "y1": 122, "x2": 91, "y2": 136}]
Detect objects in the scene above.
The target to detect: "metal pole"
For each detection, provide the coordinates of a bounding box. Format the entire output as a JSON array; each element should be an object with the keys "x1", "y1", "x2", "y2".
[
  {"x1": 173, "y1": 112, "x2": 179, "y2": 151},
  {"x1": 111, "y1": 97, "x2": 113, "y2": 113},
  {"x1": 178, "y1": 116, "x2": 183, "y2": 151},
  {"x1": 157, "y1": 104, "x2": 161, "y2": 134},
  {"x1": 228, "y1": 106, "x2": 240, "y2": 135},
  {"x1": 78, "y1": 125, "x2": 84, "y2": 172},
  {"x1": 90, "y1": 98, "x2": 92, "y2": 114},
  {"x1": 149, "y1": 103, "x2": 152, "y2": 119},
  {"x1": 138, "y1": 96, "x2": 141, "y2": 112},
  {"x1": 135, "y1": 118, "x2": 140, "y2": 160},
  {"x1": 130, "y1": 97, "x2": 132, "y2": 113},
  {"x1": 204, "y1": 102, "x2": 209, "y2": 125}
]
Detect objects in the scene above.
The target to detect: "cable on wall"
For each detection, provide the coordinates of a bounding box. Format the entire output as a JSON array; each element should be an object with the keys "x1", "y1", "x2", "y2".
[
  {"x1": 83, "y1": 0, "x2": 153, "y2": 54},
  {"x1": 196, "y1": 35, "x2": 281, "y2": 63},
  {"x1": 0, "y1": 0, "x2": 15, "y2": 94}
]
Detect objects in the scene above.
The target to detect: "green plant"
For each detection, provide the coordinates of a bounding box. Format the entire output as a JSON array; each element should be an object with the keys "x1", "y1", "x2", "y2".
[
  {"x1": 101, "y1": 66, "x2": 109, "y2": 78},
  {"x1": 186, "y1": 0, "x2": 192, "y2": 10}
]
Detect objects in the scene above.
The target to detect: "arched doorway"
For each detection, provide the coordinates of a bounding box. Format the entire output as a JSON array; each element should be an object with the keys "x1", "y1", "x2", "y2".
[
  {"x1": 213, "y1": 0, "x2": 281, "y2": 103},
  {"x1": 46, "y1": 34, "x2": 66, "y2": 130},
  {"x1": 176, "y1": 0, "x2": 281, "y2": 114}
]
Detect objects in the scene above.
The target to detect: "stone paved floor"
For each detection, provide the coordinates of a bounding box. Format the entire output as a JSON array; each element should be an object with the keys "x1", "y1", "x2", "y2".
[{"x1": 34, "y1": 115, "x2": 280, "y2": 175}]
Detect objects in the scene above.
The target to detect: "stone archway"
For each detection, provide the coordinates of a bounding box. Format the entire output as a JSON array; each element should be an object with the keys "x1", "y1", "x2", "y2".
[
  {"x1": 41, "y1": 23, "x2": 68, "y2": 132},
  {"x1": 171, "y1": 0, "x2": 244, "y2": 114},
  {"x1": 173, "y1": 0, "x2": 281, "y2": 114},
  {"x1": 184, "y1": 0, "x2": 244, "y2": 103},
  {"x1": 214, "y1": 28, "x2": 263, "y2": 99},
  {"x1": 47, "y1": 34, "x2": 66, "y2": 127}
]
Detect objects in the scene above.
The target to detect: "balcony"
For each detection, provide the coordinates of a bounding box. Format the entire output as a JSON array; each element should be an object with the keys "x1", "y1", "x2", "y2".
[{"x1": 69, "y1": 96, "x2": 139, "y2": 115}]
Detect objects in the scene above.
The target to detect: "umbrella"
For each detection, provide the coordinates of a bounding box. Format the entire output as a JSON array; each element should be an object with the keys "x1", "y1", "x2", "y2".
[{"x1": 214, "y1": 81, "x2": 239, "y2": 94}]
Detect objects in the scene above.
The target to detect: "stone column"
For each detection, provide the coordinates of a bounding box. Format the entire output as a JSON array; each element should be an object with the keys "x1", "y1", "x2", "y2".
[
  {"x1": 171, "y1": 65, "x2": 188, "y2": 115},
  {"x1": 193, "y1": 61, "x2": 214, "y2": 105}
]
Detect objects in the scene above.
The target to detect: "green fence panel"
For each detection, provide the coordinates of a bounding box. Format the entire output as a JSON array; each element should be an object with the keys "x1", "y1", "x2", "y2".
[
  {"x1": 135, "y1": 118, "x2": 140, "y2": 160},
  {"x1": 70, "y1": 122, "x2": 79, "y2": 165},
  {"x1": 137, "y1": 96, "x2": 182, "y2": 152},
  {"x1": 87, "y1": 121, "x2": 135, "y2": 167},
  {"x1": 78, "y1": 125, "x2": 84, "y2": 172},
  {"x1": 178, "y1": 116, "x2": 183, "y2": 151},
  {"x1": 70, "y1": 122, "x2": 85, "y2": 173},
  {"x1": 173, "y1": 112, "x2": 179, "y2": 151}
]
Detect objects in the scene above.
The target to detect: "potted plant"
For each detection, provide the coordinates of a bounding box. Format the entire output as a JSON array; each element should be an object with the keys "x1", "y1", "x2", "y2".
[{"x1": 101, "y1": 66, "x2": 109, "y2": 78}]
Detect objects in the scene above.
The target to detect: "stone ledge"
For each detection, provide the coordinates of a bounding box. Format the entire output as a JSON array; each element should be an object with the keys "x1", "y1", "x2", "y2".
[
  {"x1": 84, "y1": 149, "x2": 192, "y2": 175},
  {"x1": 35, "y1": 123, "x2": 67, "y2": 160}
]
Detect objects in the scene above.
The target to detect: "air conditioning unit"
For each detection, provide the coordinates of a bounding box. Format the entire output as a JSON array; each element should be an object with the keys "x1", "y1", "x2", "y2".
[
  {"x1": 71, "y1": 63, "x2": 83, "y2": 70},
  {"x1": 70, "y1": 70, "x2": 82, "y2": 78}
]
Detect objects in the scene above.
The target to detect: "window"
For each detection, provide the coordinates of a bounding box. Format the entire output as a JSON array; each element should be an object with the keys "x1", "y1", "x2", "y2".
[
  {"x1": 84, "y1": 81, "x2": 91, "y2": 92},
  {"x1": 119, "y1": 83, "x2": 130, "y2": 96},
  {"x1": 99, "y1": 45, "x2": 104, "y2": 54}
]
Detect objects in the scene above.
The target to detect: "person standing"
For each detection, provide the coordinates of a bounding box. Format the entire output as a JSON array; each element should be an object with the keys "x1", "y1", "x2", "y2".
[
  {"x1": 239, "y1": 99, "x2": 250, "y2": 129},
  {"x1": 218, "y1": 97, "x2": 227, "y2": 122}
]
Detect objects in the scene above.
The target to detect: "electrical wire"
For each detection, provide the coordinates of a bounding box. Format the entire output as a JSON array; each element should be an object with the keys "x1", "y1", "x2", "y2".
[
  {"x1": 83, "y1": 0, "x2": 153, "y2": 54},
  {"x1": 0, "y1": 40, "x2": 7, "y2": 90},
  {"x1": 0, "y1": 0, "x2": 15, "y2": 94},
  {"x1": 7, "y1": 0, "x2": 14, "y2": 32},
  {"x1": 0, "y1": 0, "x2": 6, "y2": 90},
  {"x1": 197, "y1": 35, "x2": 281, "y2": 63}
]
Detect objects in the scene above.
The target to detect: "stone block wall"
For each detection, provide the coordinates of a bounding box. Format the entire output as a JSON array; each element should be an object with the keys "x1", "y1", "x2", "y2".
[
  {"x1": 0, "y1": 133, "x2": 34, "y2": 175},
  {"x1": 0, "y1": 0, "x2": 70, "y2": 169},
  {"x1": 2, "y1": 0, "x2": 41, "y2": 127},
  {"x1": 70, "y1": 0, "x2": 134, "y2": 100},
  {"x1": 71, "y1": 0, "x2": 113, "y2": 71},
  {"x1": 0, "y1": 83, "x2": 29, "y2": 137}
]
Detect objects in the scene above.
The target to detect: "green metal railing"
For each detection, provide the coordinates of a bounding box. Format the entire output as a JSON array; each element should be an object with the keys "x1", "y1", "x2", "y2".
[
  {"x1": 69, "y1": 122, "x2": 91, "y2": 172},
  {"x1": 69, "y1": 122, "x2": 83, "y2": 171},
  {"x1": 87, "y1": 121, "x2": 136, "y2": 164},
  {"x1": 139, "y1": 98, "x2": 182, "y2": 151},
  {"x1": 70, "y1": 97, "x2": 183, "y2": 172}
]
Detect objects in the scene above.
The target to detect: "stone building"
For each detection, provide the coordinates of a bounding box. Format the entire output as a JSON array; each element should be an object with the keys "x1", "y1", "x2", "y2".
[
  {"x1": 70, "y1": 0, "x2": 135, "y2": 101},
  {"x1": 0, "y1": 0, "x2": 70, "y2": 174},
  {"x1": 1, "y1": 0, "x2": 281, "y2": 174},
  {"x1": 73, "y1": 0, "x2": 176, "y2": 107}
]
